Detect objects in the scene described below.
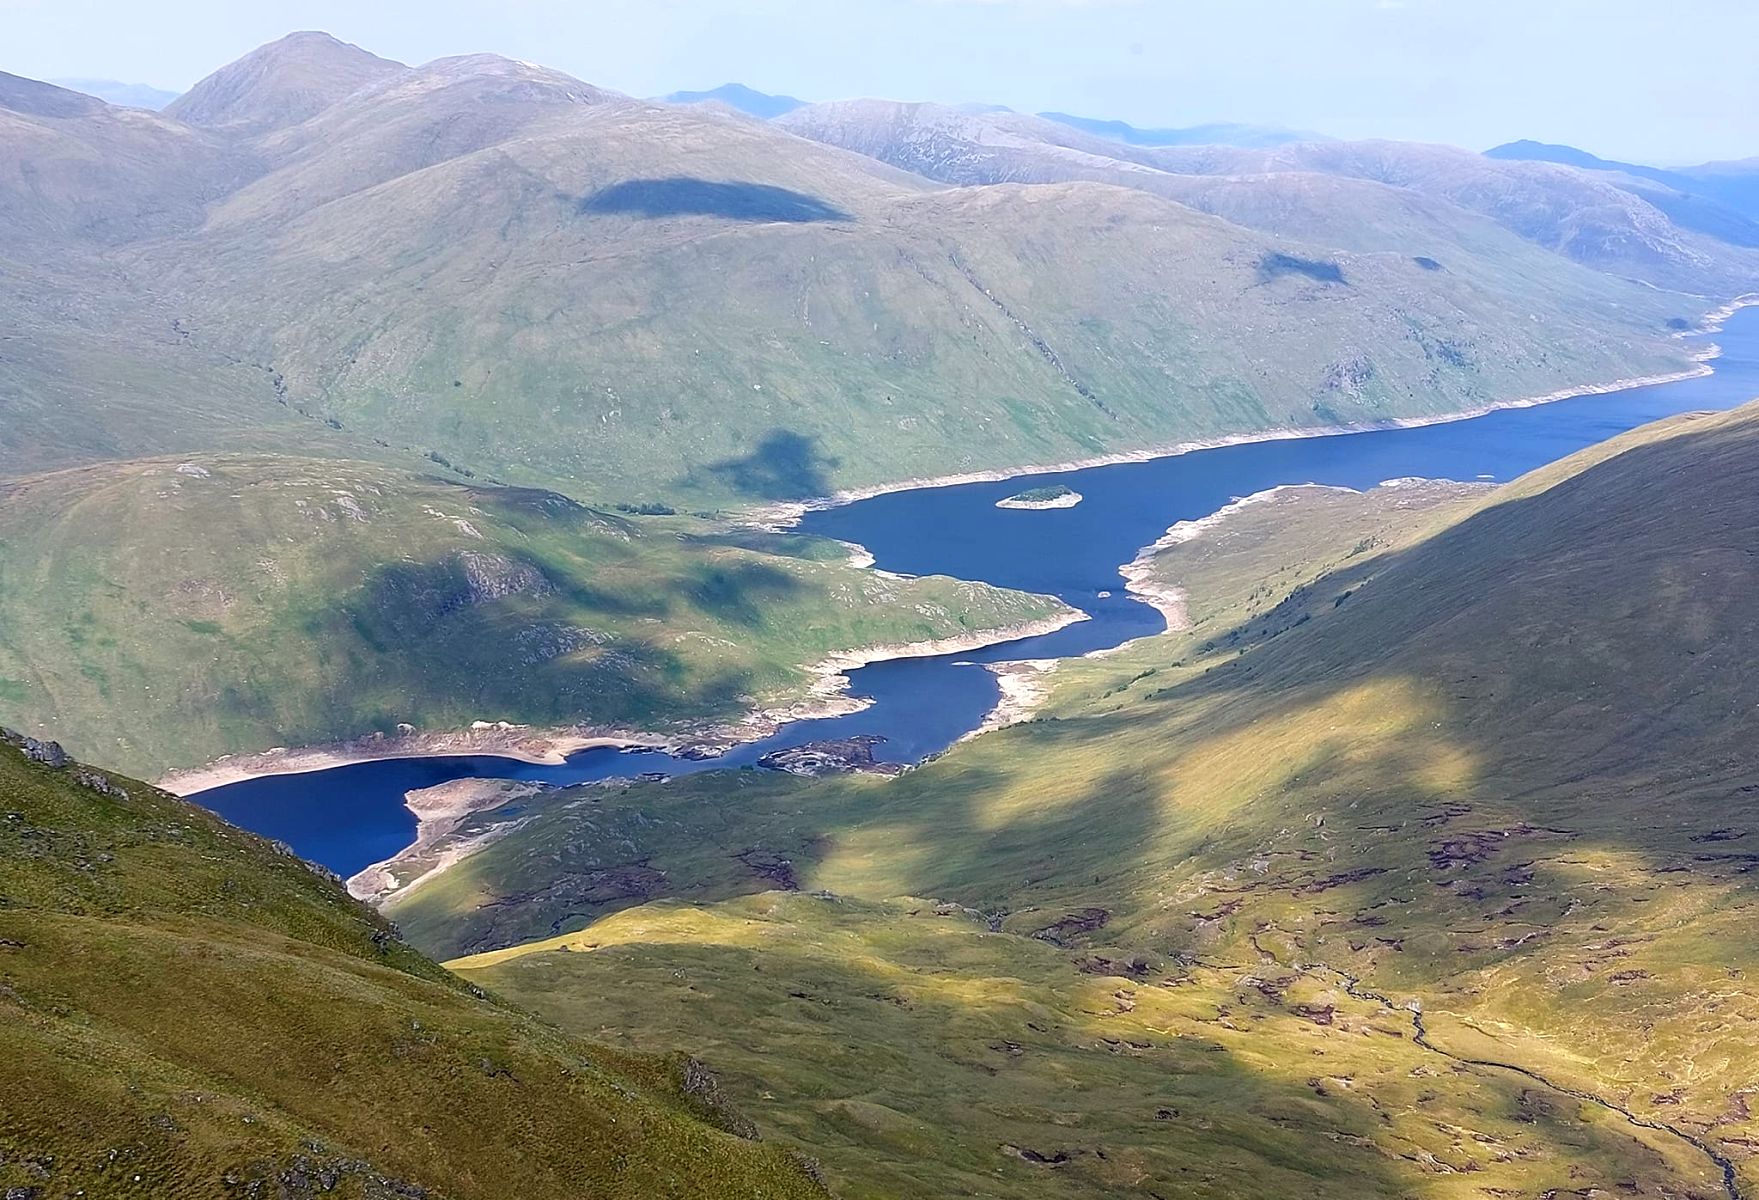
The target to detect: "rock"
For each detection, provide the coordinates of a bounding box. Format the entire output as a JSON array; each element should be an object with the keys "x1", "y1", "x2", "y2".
[
  {"x1": 20, "y1": 739, "x2": 66, "y2": 768},
  {"x1": 70, "y1": 769, "x2": 128, "y2": 800},
  {"x1": 757, "y1": 735, "x2": 900, "y2": 777}
]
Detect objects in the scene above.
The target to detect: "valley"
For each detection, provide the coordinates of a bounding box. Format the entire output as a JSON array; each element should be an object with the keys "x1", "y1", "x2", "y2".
[
  {"x1": 8, "y1": 20, "x2": 1759, "y2": 1200},
  {"x1": 405, "y1": 396, "x2": 1759, "y2": 1198}
]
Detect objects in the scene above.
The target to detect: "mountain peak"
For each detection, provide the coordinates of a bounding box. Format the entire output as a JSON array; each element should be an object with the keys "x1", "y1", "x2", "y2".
[
  {"x1": 164, "y1": 30, "x2": 407, "y2": 138},
  {"x1": 663, "y1": 82, "x2": 806, "y2": 119}
]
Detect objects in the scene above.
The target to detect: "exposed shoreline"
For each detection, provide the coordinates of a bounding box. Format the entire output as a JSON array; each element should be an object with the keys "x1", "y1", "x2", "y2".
[
  {"x1": 969, "y1": 659, "x2": 1061, "y2": 737},
  {"x1": 167, "y1": 296, "x2": 1759, "y2": 798},
  {"x1": 160, "y1": 605, "x2": 1088, "y2": 796},
  {"x1": 159, "y1": 730, "x2": 658, "y2": 796},
  {"x1": 347, "y1": 777, "x2": 544, "y2": 904},
  {"x1": 752, "y1": 295, "x2": 1759, "y2": 528}
]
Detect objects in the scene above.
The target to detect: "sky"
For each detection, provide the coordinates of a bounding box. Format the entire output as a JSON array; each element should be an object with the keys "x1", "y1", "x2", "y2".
[{"x1": 4, "y1": 0, "x2": 1757, "y2": 164}]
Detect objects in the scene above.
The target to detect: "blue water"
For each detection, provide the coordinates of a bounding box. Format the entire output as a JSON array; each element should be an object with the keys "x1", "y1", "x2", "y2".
[{"x1": 196, "y1": 310, "x2": 1759, "y2": 875}]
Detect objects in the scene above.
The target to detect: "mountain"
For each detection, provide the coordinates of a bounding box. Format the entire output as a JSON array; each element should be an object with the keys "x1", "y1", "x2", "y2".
[
  {"x1": 1135, "y1": 139, "x2": 1759, "y2": 293},
  {"x1": 1485, "y1": 137, "x2": 1689, "y2": 187},
  {"x1": 1042, "y1": 110, "x2": 1324, "y2": 148},
  {"x1": 0, "y1": 44, "x2": 1706, "y2": 507},
  {"x1": 163, "y1": 30, "x2": 407, "y2": 136},
  {"x1": 388, "y1": 400, "x2": 1759, "y2": 1198},
  {"x1": 0, "y1": 731, "x2": 828, "y2": 1197},
  {"x1": 0, "y1": 454, "x2": 1067, "y2": 779},
  {"x1": 664, "y1": 82, "x2": 806, "y2": 119},
  {"x1": 47, "y1": 76, "x2": 179, "y2": 109},
  {"x1": 1487, "y1": 137, "x2": 1759, "y2": 245},
  {"x1": 780, "y1": 99, "x2": 1759, "y2": 296}
]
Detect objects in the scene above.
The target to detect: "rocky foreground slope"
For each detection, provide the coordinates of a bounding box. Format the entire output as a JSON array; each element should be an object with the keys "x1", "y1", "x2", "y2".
[{"x1": 0, "y1": 729, "x2": 827, "y2": 1198}]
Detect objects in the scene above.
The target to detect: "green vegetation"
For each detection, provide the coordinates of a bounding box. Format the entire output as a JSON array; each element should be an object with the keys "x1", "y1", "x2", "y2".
[
  {"x1": 0, "y1": 733, "x2": 826, "y2": 1199},
  {"x1": 0, "y1": 455, "x2": 1067, "y2": 779},
  {"x1": 381, "y1": 406, "x2": 1759, "y2": 1197},
  {"x1": 0, "y1": 47, "x2": 1721, "y2": 507},
  {"x1": 997, "y1": 483, "x2": 1081, "y2": 509}
]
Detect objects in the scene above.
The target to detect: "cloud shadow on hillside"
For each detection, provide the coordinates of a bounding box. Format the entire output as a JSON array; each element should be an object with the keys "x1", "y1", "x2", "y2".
[
  {"x1": 696, "y1": 430, "x2": 839, "y2": 502},
  {"x1": 580, "y1": 178, "x2": 851, "y2": 223}
]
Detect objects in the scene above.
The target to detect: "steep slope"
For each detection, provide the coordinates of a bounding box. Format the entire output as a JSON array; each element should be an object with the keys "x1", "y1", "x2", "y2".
[
  {"x1": 393, "y1": 403, "x2": 1759, "y2": 1197},
  {"x1": 780, "y1": 102, "x2": 1759, "y2": 297},
  {"x1": 130, "y1": 61, "x2": 1694, "y2": 503},
  {"x1": 0, "y1": 73, "x2": 258, "y2": 246},
  {"x1": 0, "y1": 454, "x2": 1068, "y2": 779},
  {"x1": 0, "y1": 40, "x2": 1713, "y2": 500},
  {"x1": 1152, "y1": 140, "x2": 1759, "y2": 294},
  {"x1": 0, "y1": 732, "x2": 827, "y2": 1198},
  {"x1": 163, "y1": 30, "x2": 407, "y2": 138}
]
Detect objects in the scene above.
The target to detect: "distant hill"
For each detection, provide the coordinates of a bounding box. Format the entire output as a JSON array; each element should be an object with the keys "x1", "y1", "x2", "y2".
[
  {"x1": 0, "y1": 454, "x2": 1066, "y2": 778},
  {"x1": 1487, "y1": 137, "x2": 1759, "y2": 242},
  {"x1": 780, "y1": 100, "x2": 1759, "y2": 294},
  {"x1": 1485, "y1": 138, "x2": 1688, "y2": 187},
  {"x1": 663, "y1": 82, "x2": 806, "y2": 118},
  {"x1": 0, "y1": 43, "x2": 1708, "y2": 510},
  {"x1": 1042, "y1": 110, "x2": 1324, "y2": 148},
  {"x1": 47, "y1": 76, "x2": 178, "y2": 109},
  {"x1": 164, "y1": 29, "x2": 406, "y2": 136}
]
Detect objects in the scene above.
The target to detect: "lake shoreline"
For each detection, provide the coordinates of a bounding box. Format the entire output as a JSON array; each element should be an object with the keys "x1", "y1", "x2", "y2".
[
  {"x1": 752, "y1": 296, "x2": 1759, "y2": 527},
  {"x1": 162, "y1": 605, "x2": 1089, "y2": 797}
]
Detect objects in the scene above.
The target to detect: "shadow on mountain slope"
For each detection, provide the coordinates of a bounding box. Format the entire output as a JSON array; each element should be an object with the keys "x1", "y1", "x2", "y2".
[
  {"x1": 696, "y1": 430, "x2": 840, "y2": 501},
  {"x1": 580, "y1": 178, "x2": 851, "y2": 223}
]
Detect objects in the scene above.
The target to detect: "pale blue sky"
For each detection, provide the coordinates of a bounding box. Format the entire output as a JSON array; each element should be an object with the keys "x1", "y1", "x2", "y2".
[{"x1": 4, "y1": 0, "x2": 1756, "y2": 164}]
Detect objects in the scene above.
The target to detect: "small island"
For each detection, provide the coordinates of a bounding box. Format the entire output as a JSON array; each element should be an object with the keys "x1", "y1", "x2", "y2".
[{"x1": 996, "y1": 484, "x2": 1083, "y2": 510}]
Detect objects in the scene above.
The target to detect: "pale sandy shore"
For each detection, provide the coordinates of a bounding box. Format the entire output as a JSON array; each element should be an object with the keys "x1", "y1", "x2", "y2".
[
  {"x1": 968, "y1": 659, "x2": 1062, "y2": 737},
  {"x1": 169, "y1": 295, "x2": 1759, "y2": 796},
  {"x1": 751, "y1": 295, "x2": 1759, "y2": 529},
  {"x1": 161, "y1": 607, "x2": 1088, "y2": 795},
  {"x1": 788, "y1": 607, "x2": 1090, "y2": 725},
  {"x1": 160, "y1": 729, "x2": 658, "y2": 795},
  {"x1": 347, "y1": 777, "x2": 545, "y2": 904}
]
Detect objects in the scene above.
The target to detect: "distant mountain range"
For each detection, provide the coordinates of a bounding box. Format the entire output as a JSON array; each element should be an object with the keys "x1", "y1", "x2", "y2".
[
  {"x1": 1489, "y1": 137, "x2": 1759, "y2": 235},
  {"x1": 662, "y1": 81, "x2": 806, "y2": 118},
  {"x1": 661, "y1": 81, "x2": 1324, "y2": 148},
  {"x1": 6, "y1": 36, "x2": 1720, "y2": 508},
  {"x1": 1039, "y1": 110, "x2": 1324, "y2": 148},
  {"x1": 47, "y1": 75, "x2": 178, "y2": 109}
]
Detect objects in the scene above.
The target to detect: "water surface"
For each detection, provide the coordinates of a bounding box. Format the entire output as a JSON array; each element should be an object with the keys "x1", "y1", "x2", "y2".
[{"x1": 197, "y1": 310, "x2": 1759, "y2": 875}]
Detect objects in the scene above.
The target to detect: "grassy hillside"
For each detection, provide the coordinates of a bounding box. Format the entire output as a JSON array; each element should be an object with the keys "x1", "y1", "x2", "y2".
[
  {"x1": 0, "y1": 731, "x2": 827, "y2": 1198},
  {"x1": 0, "y1": 45, "x2": 1716, "y2": 504},
  {"x1": 384, "y1": 405, "x2": 1759, "y2": 1197},
  {"x1": 0, "y1": 454, "x2": 1067, "y2": 778}
]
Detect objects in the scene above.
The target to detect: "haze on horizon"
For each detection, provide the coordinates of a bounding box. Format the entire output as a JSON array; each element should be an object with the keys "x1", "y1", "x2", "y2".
[{"x1": 4, "y1": 0, "x2": 1757, "y2": 166}]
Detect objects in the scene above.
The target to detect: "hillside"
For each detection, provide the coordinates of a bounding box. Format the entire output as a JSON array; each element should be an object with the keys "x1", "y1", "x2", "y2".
[
  {"x1": 0, "y1": 731, "x2": 827, "y2": 1198},
  {"x1": 385, "y1": 403, "x2": 1759, "y2": 1197},
  {"x1": 0, "y1": 38, "x2": 1721, "y2": 503},
  {"x1": 0, "y1": 454, "x2": 1068, "y2": 779},
  {"x1": 779, "y1": 101, "x2": 1759, "y2": 299}
]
